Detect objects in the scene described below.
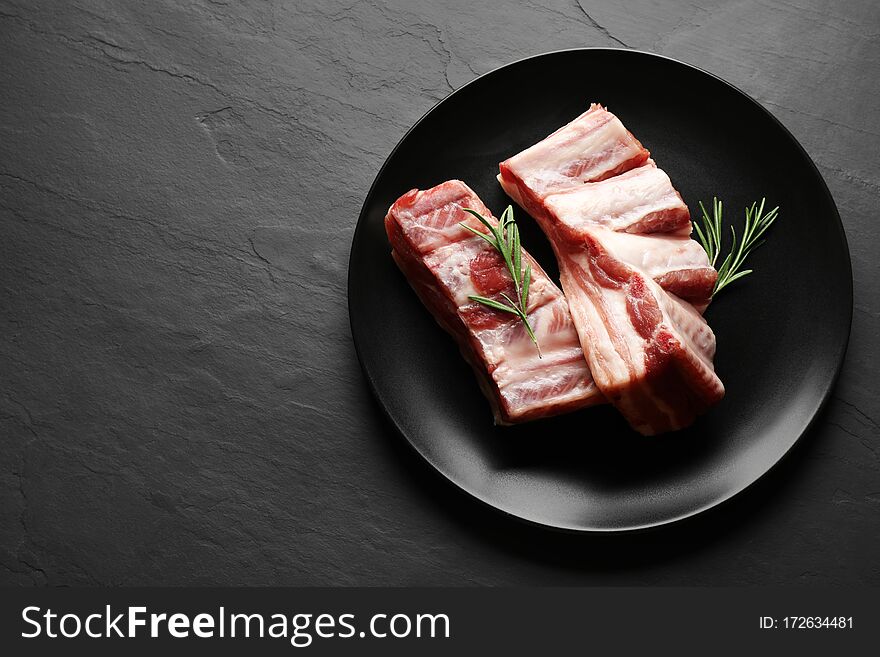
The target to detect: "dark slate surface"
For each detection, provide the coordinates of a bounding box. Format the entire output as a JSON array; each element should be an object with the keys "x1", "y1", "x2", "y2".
[{"x1": 1, "y1": 0, "x2": 878, "y2": 585}]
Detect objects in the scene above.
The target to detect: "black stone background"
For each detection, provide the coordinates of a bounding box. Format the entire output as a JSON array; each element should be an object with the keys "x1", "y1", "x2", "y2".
[{"x1": 1, "y1": 0, "x2": 878, "y2": 585}]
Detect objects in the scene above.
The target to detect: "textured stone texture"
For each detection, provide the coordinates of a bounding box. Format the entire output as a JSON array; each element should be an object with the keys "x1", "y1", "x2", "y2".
[{"x1": 0, "y1": 0, "x2": 877, "y2": 585}]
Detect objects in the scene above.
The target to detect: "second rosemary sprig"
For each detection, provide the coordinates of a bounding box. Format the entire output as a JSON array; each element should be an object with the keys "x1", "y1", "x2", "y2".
[
  {"x1": 459, "y1": 206, "x2": 542, "y2": 357},
  {"x1": 694, "y1": 196, "x2": 780, "y2": 296}
]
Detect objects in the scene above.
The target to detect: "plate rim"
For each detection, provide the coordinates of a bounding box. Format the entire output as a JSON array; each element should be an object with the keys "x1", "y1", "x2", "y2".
[{"x1": 347, "y1": 47, "x2": 854, "y2": 534}]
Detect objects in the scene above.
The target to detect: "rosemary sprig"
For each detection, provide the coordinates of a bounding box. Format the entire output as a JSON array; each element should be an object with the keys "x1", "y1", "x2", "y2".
[
  {"x1": 459, "y1": 206, "x2": 541, "y2": 357},
  {"x1": 695, "y1": 197, "x2": 780, "y2": 296}
]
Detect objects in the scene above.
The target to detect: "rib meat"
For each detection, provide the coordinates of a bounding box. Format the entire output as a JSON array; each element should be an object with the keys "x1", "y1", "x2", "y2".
[
  {"x1": 499, "y1": 104, "x2": 724, "y2": 434},
  {"x1": 385, "y1": 180, "x2": 604, "y2": 424}
]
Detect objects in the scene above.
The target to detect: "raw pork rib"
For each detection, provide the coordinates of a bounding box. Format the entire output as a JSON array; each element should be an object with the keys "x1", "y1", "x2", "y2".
[
  {"x1": 499, "y1": 104, "x2": 724, "y2": 434},
  {"x1": 385, "y1": 180, "x2": 604, "y2": 424}
]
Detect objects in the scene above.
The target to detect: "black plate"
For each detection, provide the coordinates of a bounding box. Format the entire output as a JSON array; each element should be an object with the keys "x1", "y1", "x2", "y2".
[{"x1": 348, "y1": 49, "x2": 852, "y2": 532}]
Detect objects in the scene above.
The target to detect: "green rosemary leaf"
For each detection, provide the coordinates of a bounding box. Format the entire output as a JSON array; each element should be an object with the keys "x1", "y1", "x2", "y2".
[
  {"x1": 521, "y1": 313, "x2": 542, "y2": 358},
  {"x1": 724, "y1": 269, "x2": 753, "y2": 284},
  {"x1": 693, "y1": 220, "x2": 710, "y2": 259},
  {"x1": 462, "y1": 208, "x2": 503, "y2": 248},
  {"x1": 521, "y1": 265, "x2": 532, "y2": 313},
  {"x1": 511, "y1": 223, "x2": 521, "y2": 291},
  {"x1": 467, "y1": 295, "x2": 519, "y2": 315},
  {"x1": 459, "y1": 223, "x2": 497, "y2": 246}
]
